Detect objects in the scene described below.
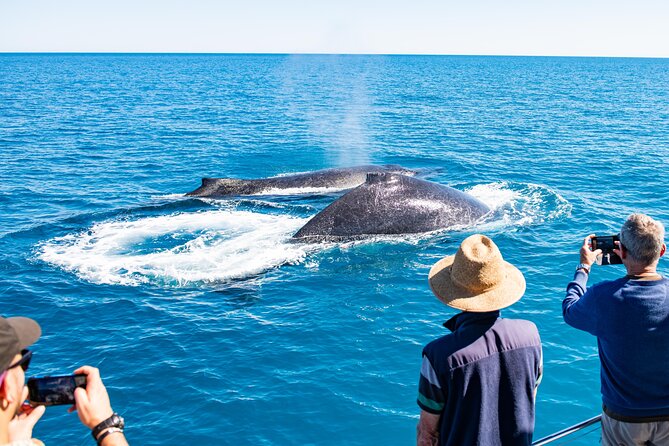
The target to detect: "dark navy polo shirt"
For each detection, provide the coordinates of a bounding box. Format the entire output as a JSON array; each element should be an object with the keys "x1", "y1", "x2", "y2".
[{"x1": 418, "y1": 311, "x2": 542, "y2": 446}]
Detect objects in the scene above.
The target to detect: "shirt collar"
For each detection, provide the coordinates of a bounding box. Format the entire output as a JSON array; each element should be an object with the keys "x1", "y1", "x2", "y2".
[{"x1": 443, "y1": 310, "x2": 501, "y2": 332}]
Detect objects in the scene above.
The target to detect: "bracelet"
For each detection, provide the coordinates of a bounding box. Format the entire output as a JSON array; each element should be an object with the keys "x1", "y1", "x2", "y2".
[
  {"x1": 96, "y1": 427, "x2": 124, "y2": 445},
  {"x1": 91, "y1": 413, "x2": 125, "y2": 442},
  {"x1": 576, "y1": 263, "x2": 590, "y2": 274}
]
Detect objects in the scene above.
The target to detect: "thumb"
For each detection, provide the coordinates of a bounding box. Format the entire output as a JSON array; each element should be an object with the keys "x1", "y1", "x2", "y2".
[
  {"x1": 25, "y1": 405, "x2": 45, "y2": 427},
  {"x1": 74, "y1": 387, "x2": 89, "y2": 411},
  {"x1": 593, "y1": 249, "x2": 603, "y2": 256}
]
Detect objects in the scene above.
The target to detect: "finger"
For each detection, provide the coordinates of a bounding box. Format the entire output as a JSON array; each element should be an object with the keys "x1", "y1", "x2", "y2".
[
  {"x1": 583, "y1": 235, "x2": 594, "y2": 248},
  {"x1": 25, "y1": 405, "x2": 45, "y2": 426},
  {"x1": 73, "y1": 365, "x2": 97, "y2": 377},
  {"x1": 74, "y1": 387, "x2": 89, "y2": 410},
  {"x1": 74, "y1": 366, "x2": 101, "y2": 391}
]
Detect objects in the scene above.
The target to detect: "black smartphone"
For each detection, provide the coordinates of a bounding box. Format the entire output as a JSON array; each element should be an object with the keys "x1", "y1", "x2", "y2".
[
  {"x1": 27, "y1": 374, "x2": 87, "y2": 406},
  {"x1": 592, "y1": 235, "x2": 622, "y2": 265}
]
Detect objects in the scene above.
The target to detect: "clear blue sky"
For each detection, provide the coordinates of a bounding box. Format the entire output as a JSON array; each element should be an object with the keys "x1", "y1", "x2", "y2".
[{"x1": 1, "y1": 0, "x2": 667, "y2": 57}]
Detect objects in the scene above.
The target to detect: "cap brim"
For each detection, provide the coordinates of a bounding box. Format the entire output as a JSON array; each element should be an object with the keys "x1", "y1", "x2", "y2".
[
  {"x1": 7, "y1": 317, "x2": 41, "y2": 350},
  {"x1": 428, "y1": 256, "x2": 526, "y2": 312}
]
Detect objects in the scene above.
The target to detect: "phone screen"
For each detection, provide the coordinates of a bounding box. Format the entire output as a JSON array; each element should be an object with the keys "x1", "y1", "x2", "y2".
[
  {"x1": 27, "y1": 374, "x2": 87, "y2": 406},
  {"x1": 592, "y1": 235, "x2": 622, "y2": 265}
]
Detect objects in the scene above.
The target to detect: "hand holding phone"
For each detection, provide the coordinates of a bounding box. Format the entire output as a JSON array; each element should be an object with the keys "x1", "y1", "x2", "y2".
[
  {"x1": 580, "y1": 234, "x2": 601, "y2": 267},
  {"x1": 70, "y1": 366, "x2": 115, "y2": 430}
]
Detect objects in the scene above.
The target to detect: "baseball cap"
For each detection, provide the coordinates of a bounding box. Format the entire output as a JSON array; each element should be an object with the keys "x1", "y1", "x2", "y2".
[{"x1": 0, "y1": 316, "x2": 41, "y2": 371}]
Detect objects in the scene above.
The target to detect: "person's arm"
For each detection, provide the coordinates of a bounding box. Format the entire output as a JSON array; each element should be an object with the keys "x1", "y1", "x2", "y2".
[
  {"x1": 534, "y1": 347, "x2": 543, "y2": 401},
  {"x1": 562, "y1": 235, "x2": 600, "y2": 335},
  {"x1": 70, "y1": 366, "x2": 128, "y2": 446},
  {"x1": 417, "y1": 410, "x2": 440, "y2": 446},
  {"x1": 416, "y1": 354, "x2": 444, "y2": 446}
]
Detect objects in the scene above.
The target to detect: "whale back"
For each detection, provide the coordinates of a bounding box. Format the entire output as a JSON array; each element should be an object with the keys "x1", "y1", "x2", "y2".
[
  {"x1": 185, "y1": 165, "x2": 418, "y2": 197},
  {"x1": 292, "y1": 174, "x2": 490, "y2": 241},
  {"x1": 185, "y1": 178, "x2": 257, "y2": 196}
]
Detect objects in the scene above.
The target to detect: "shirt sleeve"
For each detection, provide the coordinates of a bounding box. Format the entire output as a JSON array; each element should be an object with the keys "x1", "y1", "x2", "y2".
[
  {"x1": 417, "y1": 353, "x2": 446, "y2": 414},
  {"x1": 562, "y1": 269, "x2": 599, "y2": 335}
]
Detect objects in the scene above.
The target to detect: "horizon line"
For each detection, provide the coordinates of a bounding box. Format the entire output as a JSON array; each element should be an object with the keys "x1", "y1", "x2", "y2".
[{"x1": 1, "y1": 51, "x2": 668, "y2": 60}]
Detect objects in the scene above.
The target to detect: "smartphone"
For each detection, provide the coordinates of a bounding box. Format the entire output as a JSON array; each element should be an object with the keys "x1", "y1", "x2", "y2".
[
  {"x1": 592, "y1": 235, "x2": 623, "y2": 265},
  {"x1": 27, "y1": 374, "x2": 87, "y2": 406}
]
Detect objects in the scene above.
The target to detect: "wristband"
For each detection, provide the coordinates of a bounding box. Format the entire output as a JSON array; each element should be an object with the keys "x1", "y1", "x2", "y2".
[
  {"x1": 576, "y1": 263, "x2": 590, "y2": 274},
  {"x1": 92, "y1": 413, "x2": 125, "y2": 442},
  {"x1": 96, "y1": 427, "x2": 124, "y2": 445}
]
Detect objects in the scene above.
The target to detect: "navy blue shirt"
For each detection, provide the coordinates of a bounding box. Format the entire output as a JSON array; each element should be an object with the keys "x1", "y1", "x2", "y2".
[
  {"x1": 418, "y1": 311, "x2": 543, "y2": 446},
  {"x1": 563, "y1": 271, "x2": 669, "y2": 417}
]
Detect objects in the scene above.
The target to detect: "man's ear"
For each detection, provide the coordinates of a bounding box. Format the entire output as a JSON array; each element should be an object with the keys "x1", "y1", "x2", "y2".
[
  {"x1": 660, "y1": 244, "x2": 666, "y2": 258},
  {"x1": 0, "y1": 372, "x2": 18, "y2": 404},
  {"x1": 618, "y1": 243, "x2": 627, "y2": 259}
]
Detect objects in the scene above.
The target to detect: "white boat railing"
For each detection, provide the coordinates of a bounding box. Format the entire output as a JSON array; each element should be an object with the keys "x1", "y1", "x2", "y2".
[{"x1": 532, "y1": 415, "x2": 602, "y2": 445}]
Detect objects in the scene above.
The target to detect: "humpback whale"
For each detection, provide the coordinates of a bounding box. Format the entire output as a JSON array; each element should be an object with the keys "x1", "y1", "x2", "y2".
[
  {"x1": 292, "y1": 173, "x2": 490, "y2": 242},
  {"x1": 186, "y1": 165, "x2": 417, "y2": 197}
]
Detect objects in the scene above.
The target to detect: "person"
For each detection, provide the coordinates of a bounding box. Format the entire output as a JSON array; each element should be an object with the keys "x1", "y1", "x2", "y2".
[
  {"x1": 416, "y1": 234, "x2": 543, "y2": 446},
  {"x1": 563, "y1": 213, "x2": 669, "y2": 446},
  {"x1": 0, "y1": 315, "x2": 128, "y2": 446}
]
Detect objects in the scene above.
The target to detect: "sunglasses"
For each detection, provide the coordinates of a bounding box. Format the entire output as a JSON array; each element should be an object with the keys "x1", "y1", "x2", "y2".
[{"x1": 7, "y1": 349, "x2": 32, "y2": 372}]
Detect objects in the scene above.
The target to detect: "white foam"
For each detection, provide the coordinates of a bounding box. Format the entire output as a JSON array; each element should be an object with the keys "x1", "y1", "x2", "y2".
[
  {"x1": 466, "y1": 181, "x2": 571, "y2": 228},
  {"x1": 38, "y1": 210, "x2": 312, "y2": 287},
  {"x1": 466, "y1": 182, "x2": 519, "y2": 210},
  {"x1": 153, "y1": 193, "x2": 187, "y2": 200}
]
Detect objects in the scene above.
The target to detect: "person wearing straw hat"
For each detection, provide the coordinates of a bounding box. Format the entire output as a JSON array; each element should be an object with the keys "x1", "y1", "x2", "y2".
[
  {"x1": 417, "y1": 234, "x2": 543, "y2": 446},
  {"x1": 0, "y1": 315, "x2": 129, "y2": 446}
]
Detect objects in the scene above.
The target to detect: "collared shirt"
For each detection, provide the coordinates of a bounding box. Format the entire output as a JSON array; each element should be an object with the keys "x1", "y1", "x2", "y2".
[
  {"x1": 418, "y1": 311, "x2": 542, "y2": 446},
  {"x1": 563, "y1": 270, "x2": 669, "y2": 417}
]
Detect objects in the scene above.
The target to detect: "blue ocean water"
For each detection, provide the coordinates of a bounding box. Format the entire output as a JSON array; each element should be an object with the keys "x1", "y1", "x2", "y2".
[{"x1": 1, "y1": 54, "x2": 668, "y2": 445}]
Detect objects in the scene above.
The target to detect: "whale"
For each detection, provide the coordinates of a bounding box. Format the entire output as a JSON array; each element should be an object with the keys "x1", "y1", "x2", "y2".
[
  {"x1": 186, "y1": 165, "x2": 417, "y2": 197},
  {"x1": 292, "y1": 173, "x2": 490, "y2": 242}
]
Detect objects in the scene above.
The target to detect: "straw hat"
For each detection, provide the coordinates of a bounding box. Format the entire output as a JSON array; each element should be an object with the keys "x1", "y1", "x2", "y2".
[{"x1": 428, "y1": 234, "x2": 525, "y2": 312}]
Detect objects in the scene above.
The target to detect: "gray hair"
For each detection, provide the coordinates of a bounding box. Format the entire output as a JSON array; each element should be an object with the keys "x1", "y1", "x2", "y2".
[{"x1": 619, "y1": 214, "x2": 665, "y2": 265}]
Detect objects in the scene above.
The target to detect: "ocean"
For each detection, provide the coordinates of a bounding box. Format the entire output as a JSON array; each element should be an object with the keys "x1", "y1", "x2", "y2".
[{"x1": 1, "y1": 54, "x2": 668, "y2": 445}]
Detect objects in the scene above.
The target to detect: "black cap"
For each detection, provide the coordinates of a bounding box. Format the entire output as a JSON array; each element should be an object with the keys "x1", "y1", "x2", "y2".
[{"x1": 0, "y1": 317, "x2": 41, "y2": 371}]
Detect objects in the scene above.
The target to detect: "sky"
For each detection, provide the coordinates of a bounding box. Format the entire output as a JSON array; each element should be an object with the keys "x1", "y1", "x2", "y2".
[{"x1": 1, "y1": 0, "x2": 668, "y2": 57}]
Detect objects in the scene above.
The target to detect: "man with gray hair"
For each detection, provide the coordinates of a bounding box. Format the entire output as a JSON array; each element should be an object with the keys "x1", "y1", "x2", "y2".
[{"x1": 563, "y1": 213, "x2": 668, "y2": 446}]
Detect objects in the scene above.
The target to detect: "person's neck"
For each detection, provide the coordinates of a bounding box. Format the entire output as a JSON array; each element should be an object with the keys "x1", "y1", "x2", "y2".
[{"x1": 625, "y1": 262, "x2": 661, "y2": 279}]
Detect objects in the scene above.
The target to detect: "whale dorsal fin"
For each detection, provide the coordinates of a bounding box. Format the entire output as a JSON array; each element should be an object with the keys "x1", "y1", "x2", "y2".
[
  {"x1": 366, "y1": 172, "x2": 389, "y2": 184},
  {"x1": 201, "y1": 177, "x2": 242, "y2": 187},
  {"x1": 366, "y1": 172, "x2": 405, "y2": 185}
]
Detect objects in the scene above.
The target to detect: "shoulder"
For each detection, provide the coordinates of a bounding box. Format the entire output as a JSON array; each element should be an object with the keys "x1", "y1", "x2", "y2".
[
  {"x1": 423, "y1": 332, "x2": 457, "y2": 359},
  {"x1": 495, "y1": 318, "x2": 542, "y2": 346}
]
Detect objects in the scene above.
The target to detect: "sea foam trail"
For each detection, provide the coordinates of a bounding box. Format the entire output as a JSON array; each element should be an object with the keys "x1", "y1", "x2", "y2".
[{"x1": 38, "y1": 210, "x2": 311, "y2": 287}]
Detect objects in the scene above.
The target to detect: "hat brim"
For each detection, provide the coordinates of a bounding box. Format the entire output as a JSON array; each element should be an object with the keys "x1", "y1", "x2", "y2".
[
  {"x1": 428, "y1": 255, "x2": 526, "y2": 312},
  {"x1": 7, "y1": 317, "x2": 41, "y2": 350}
]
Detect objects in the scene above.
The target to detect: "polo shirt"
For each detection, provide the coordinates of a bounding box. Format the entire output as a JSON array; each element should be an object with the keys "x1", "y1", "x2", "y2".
[{"x1": 418, "y1": 311, "x2": 542, "y2": 446}]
